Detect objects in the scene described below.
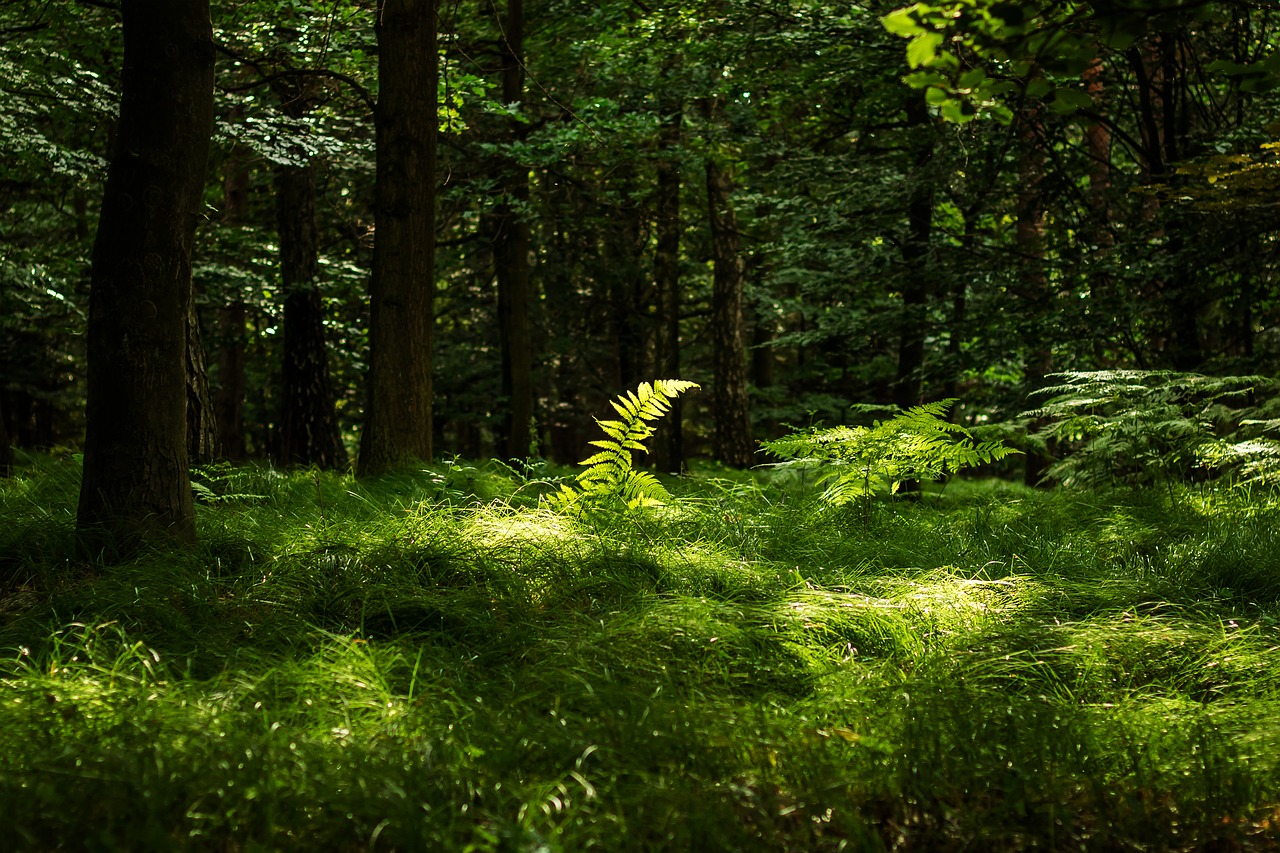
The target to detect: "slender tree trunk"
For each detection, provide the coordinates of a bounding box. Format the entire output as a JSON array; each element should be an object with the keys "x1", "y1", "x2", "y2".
[
  {"x1": 215, "y1": 137, "x2": 249, "y2": 460},
  {"x1": 894, "y1": 96, "x2": 934, "y2": 412},
  {"x1": 1083, "y1": 57, "x2": 1113, "y2": 235},
  {"x1": 276, "y1": 162, "x2": 348, "y2": 468},
  {"x1": 492, "y1": 0, "x2": 535, "y2": 459},
  {"x1": 359, "y1": 0, "x2": 437, "y2": 475},
  {"x1": 606, "y1": 172, "x2": 647, "y2": 391},
  {"x1": 186, "y1": 293, "x2": 218, "y2": 463},
  {"x1": 1015, "y1": 106, "x2": 1053, "y2": 486},
  {"x1": 750, "y1": 306, "x2": 776, "y2": 439},
  {"x1": 1082, "y1": 54, "x2": 1117, "y2": 363},
  {"x1": 652, "y1": 100, "x2": 684, "y2": 473},
  {"x1": 1131, "y1": 36, "x2": 1203, "y2": 370},
  {"x1": 0, "y1": 396, "x2": 11, "y2": 477},
  {"x1": 77, "y1": 0, "x2": 213, "y2": 553},
  {"x1": 705, "y1": 155, "x2": 753, "y2": 467}
]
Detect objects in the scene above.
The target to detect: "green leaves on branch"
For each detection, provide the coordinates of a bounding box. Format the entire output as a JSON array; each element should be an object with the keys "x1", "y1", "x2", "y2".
[
  {"x1": 761, "y1": 400, "x2": 1019, "y2": 506},
  {"x1": 881, "y1": 1, "x2": 1218, "y2": 123},
  {"x1": 550, "y1": 380, "x2": 698, "y2": 512}
]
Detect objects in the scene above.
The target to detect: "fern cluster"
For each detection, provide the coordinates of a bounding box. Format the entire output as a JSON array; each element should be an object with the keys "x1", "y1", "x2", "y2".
[
  {"x1": 1027, "y1": 370, "x2": 1280, "y2": 488},
  {"x1": 550, "y1": 380, "x2": 698, "y2": 511},
  {"x1": 761, "y1": 399, "x2": 1018, "y2": 506}
]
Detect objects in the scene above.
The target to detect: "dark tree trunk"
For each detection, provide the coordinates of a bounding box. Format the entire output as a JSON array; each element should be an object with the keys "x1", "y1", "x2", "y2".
[
  {"x1": 1015, "y1": 106, "x2": 1053, "y2": 486},
  {"x1": 705, "y1": 156, "x2": 754, "y2": 467},
  {"x1": 214, "y1": 136, "x2": 250, "y2": 460},
  {"x1": 0, "y1": 396, "x2": 11, "y2": 477},
  {"x1": 894, "y1": 96, "x2": 934, "y2": 412},
  {"x1": 1131, "y1": 36, "x2": 1204, "y2": 370},
  {"x1": 493, "y1": 200, "x2": 535, "y2": 459},
  {"x1": 606, "y1": 174, "x2": 648, "y2": 392},
  {"x1": 77, "y1": 0, "x2": 213, "y2": 553},
  {"x1": 492, "y1": 0, "x2": 535, "y2": 460},
  {"x1": 276, "y1": 162, "x2": 348, "y2": 468},
  {"x1": 358, "y1": 0, "x2": 437, "y2": 475},
  {"x1": 187, "y1": 294, "x2": 218, "y2": 463},
  {"x1": 1082, "y1": 54, "x2": 1117, "y2": 363},
  {"x1": 652, "y1": 100, "x2": 684, "y2": 473}
]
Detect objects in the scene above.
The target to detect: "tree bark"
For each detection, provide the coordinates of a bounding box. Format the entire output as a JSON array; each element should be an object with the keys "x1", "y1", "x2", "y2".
[
  {"x1": 276, "y1": 162, "x2": 349, "y2": 468},
  {"x1": 214, "y1": 134, "x2": 250, "y2": 460},
  {"x1": 491, "y1": 0, "x2": 535, "y2": 460},
  {"x1": 77, "y1": 0, "x2": 213, "y2": 553},
  {"x1": 652, "y1": 100, "x2": 684, "y2": 473},
  {"x1": 1082, "y1": 54, "x2": 1117, "y2": 363},
  {"x1": 358, "y1": 0, "x2": 437, "y2": 475},
  {"x1": 606, "y1": 170, "x2": 648, "y2": 392},
  {"x1": 0, "y1": 396, "x2": 11, "y2": 477},
  {"x1": 705, "y1": 155, "x2": 754, "y2": 467},
  {"x1": 1015, "y1": 105, "x2": 1053, "y2": 486},
  {"x1": 894, "y1": 95, "x2": 934, "y2": 412},
  {"x1": 186, "y1": 292, "x2": 218, "y2": 463}
]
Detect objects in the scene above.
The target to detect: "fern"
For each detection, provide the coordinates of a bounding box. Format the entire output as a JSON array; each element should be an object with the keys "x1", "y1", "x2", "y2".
[
  {"x1": 1026, "y1": 371, "x2": 1280, "y2": 488},
  {"x1": 549, "y1": 380, "x2": 699, "y2": 511},
  {"x1": 761, "y1": 399, "x2": 1019, "y2": 507}
]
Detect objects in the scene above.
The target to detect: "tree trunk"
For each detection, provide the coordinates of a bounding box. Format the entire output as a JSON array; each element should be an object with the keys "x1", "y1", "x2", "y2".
[
  {"x1": 652, "y1": 100, "x2": 684, "y2": 473},
  {"x1": 1082, "y1": 54, "x2": 1117, "y2": 363},
  {"x1": 0, "y1": 396, "x2": 11, "y2": 477},
  {"x1": 214, "y1": 134, "x2": 250, "y2": 460},
  {"x1": 186, "y1": 293, "x2": 218, "y2": 463},
  {"x1": 492, "y1": 0, "x2": 535, "y2": 460},
  {"x1": 606, "y1": 173, "x2": 647, "y2": 392},
  {"x1": 705, "y1": 156, "x2": 754, "y2": 467},
  {"x1": 276, "y1": 162, "x2": 349, "y2": 468},
  {"x1": 77, "y1": 0, "x2": 213, "y2": 553},
  {"x1": 358, "y1": 0, "x2": 437, "y2": 475},
  {"x1": 1015, "y1": 105, "x2": 1053, "y2": 486},
  {"x1": 894, "y1": 95, "x2": 934, "y2": 412}
]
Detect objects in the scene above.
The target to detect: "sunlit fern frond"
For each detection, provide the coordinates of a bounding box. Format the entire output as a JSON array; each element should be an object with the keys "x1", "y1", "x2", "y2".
[
  {"x1": 549, "y1": 379, "x2": 699, "y2": 512},
  {"x1": 761, "y1": 398, "x2": 1019, "y2": 505}
]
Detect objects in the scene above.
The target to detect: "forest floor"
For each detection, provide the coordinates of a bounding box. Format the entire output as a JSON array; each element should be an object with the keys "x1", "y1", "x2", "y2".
[{"x1": 2, "y1": 456, "x2": 1280, "y2": 850}]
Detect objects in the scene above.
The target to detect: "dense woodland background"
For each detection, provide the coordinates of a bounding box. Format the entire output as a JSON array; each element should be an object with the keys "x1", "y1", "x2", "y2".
[
  {"x1": 10, "y1": 5, "x2": 1280, "y2": 848},
  {"x1": 4, "y1": 0, "x2": 1280, "y2": 485}
]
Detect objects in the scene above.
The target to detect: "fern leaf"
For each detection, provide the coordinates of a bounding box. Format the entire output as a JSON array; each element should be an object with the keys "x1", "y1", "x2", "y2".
[{"x1": 550, "y1": 379, "x2": 700, "y2": 513}]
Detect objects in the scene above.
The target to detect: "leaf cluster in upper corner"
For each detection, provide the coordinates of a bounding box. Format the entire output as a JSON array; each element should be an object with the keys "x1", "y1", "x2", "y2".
[{"x1": 880, "y1": 0, "x2": 1221, "y2": 123}]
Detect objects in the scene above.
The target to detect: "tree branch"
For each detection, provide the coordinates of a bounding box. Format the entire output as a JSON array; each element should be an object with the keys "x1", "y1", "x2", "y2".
[{"x1": 214, "y1": 43, "x2": 376, "y2": 113}]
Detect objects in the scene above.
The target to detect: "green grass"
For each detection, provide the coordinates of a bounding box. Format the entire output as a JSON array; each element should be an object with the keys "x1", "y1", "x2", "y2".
[{"x1": 2, "y1": 458, "x2": 1280, "y2": 850}]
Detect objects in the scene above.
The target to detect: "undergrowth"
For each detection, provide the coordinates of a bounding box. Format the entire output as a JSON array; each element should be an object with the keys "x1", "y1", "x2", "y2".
[{"x1": 1, "y1": 456, "x2": 1280, "y2": 850}]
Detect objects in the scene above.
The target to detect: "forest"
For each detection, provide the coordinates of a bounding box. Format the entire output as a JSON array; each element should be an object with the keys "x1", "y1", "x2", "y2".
[{"x1": 5, "y1": 0, "x2": 1280, "y2": 849}]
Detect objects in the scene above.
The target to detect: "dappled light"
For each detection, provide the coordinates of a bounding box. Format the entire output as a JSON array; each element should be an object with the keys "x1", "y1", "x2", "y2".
[{"x1": 3, "y1": 462, "x2": 1280, "y2": 848}]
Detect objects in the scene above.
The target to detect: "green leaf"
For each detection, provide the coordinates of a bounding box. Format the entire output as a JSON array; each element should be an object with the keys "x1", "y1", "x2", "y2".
[
  {"x1": 550, "y1": 379, "x2": 699, "y2": 513},
  {"x1": 940, "y1": 98, "x2": 977, "y2": 123},
  {"x1": 1049, "y1": 88, "x2": 1093, "y2": 115},
  {"x1": 881, "y1": 7, "x2": 926, "y2": 38},
  {"x1": 907, "y1": 31, "x2": 945, "y2": 69}
]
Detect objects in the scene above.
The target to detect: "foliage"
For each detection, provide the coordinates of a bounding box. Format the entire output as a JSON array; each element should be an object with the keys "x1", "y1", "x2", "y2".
[
  {"x1": 761, "y1": 399, "x2": 1019, "y2": 506},
  {"x1": 1028, "y1": 370, "x2": 1280, "y2": 488},
  {"x1": 880, "y1": 0, "x2": 1221, "y2": 122},
  {"x1": 550, "y1": 380, "x2": 698, "y2": 511},
  {"x1": 3, "y1": 461, "x2": 1280, "y2": 848}
]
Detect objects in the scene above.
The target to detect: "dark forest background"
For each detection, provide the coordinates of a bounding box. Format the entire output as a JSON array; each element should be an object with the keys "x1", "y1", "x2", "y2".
[{"x1": 4, "y1": 0, "x2": 1280, "y2": 478}]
